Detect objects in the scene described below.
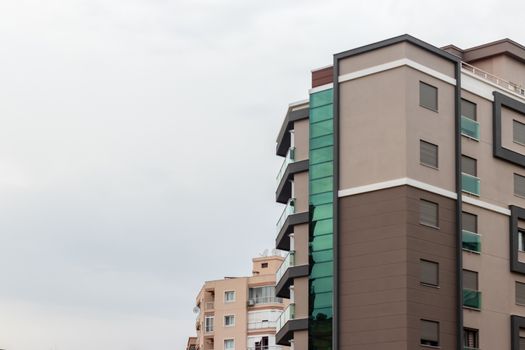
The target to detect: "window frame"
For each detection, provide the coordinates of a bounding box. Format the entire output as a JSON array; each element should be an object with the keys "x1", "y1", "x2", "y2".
[
  {"x1": 463, "y1": 327, "x2": 479, "y2": 348},
  {"x1": 420, "y1": 259, "x2": 439, "y2": 287},
  {"x1": 514, "y1": 119, "x2": 525, "y2": 146},
  {"x1": 463, "y1": 269, "x2": 479, "y2": 291},
  {"x1": 224, "y1": 315, "x2": 235, "y2": 327},
  {"x1": 461, "y1": 155, "x2": 478, "y2": 177},
  {"x1": 420, "y1": 140, "x2": 439, "y2": 169},
  {"x1": 224, "y1": 339, "x2": 235, "y2": 350},
  {"x1": 224, "y1": 291, "x2": 236, "y2": 303},
  {"x1": 516, "y1": 281, "x2": 525, "y2": 306},
  {"x1": 419, "y1": 81, "x2": 439, "y2": 112},
  {"x1": 420, "y1": 319, "x2": 440, "y2": 347},
  {"x1": 515, "y1": 173, "x2": 525, "y2": 198}
]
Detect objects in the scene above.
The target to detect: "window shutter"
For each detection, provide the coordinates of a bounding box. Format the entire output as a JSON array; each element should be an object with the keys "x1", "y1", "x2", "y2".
[
  {"x1": 421, "y1": 260, "x2": 438, "y2": 286},
  {"x1": 462, "y1": 99, "x2": 477, "y2": 120},
  {"x1": 462, "y1": 212, "x2": 477, "y2": 233},
  {"x1": 515, "y1": 174, "x2": 525, "y2": 197},
  {"x1": 463, "y1": 270, "x2": 478, "y2": 290},
  {"x1": 420, "y1": 140, "x2": 438, "y2": 168},
  {"x1": 514, "y1": 120, "x2": 525, "y2": 145},
  {"x1": 517, "y1": 282, "x2": 525, "y2": 305},
  {"x1": 420, "y1": 200, "x2": 438, "y2": 227},
  {"x1": 462, "y1": 156, "x2": 477, "y2": 177},
  {"x1": 420, "y1": 82, "x2": 438, "y2": 111},
  {"x1": 421, "y1": 320, "x2": 439, "y2": 342}
]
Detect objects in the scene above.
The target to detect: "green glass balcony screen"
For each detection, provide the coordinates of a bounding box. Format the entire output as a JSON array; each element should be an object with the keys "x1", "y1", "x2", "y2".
[
  {"x1": 463, "y1": 289, "x2": 482, "y2": 309},
  {"x1": 461, "y1": 116, "x2": 480, "y2": 140},
  {"x1": 275, "y1": 251, "x2": 295, "y2": 283},
  {"x1": 276, "y1": 303, "x2": 295, "y2": 333},
  {"x1": 462, "y1": 230, "x2": 481, "y2": 253},
  {"x1": 462, "y1": 173, "x2": 480, "y2": 196},
  {"x1": 309, "y1": 88, "x2": 333, "y2": 350}
]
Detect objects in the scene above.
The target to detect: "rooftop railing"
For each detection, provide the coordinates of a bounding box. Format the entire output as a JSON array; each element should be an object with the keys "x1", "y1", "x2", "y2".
[{"x1": 462, "y1": 62, "x2": 525, "y2": 97}]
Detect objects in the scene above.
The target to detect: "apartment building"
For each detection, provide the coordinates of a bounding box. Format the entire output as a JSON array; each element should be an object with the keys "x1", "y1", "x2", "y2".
[
  {"x1": 274, "y1": 34, "x2": 525, "y2": 350},
  {"x1": 191, "y1": 255, "x2": 289, "y2": 350}
]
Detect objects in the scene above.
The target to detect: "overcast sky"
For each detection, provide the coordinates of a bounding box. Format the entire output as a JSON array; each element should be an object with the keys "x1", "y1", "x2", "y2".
[{"x1": 1, "y1": 0, "x2": 524, "y2": 349}]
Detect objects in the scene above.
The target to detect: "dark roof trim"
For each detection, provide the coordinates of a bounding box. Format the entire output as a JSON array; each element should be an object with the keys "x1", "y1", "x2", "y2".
[{"x1": 276, "y1": 105, "x2": 309, "y2": 156}]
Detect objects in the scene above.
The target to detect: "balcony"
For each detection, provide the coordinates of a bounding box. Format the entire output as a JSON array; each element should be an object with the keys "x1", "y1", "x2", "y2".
[
  {"x1": 276, "y1": 147, "x2": 295, "y2": 186},
  {"x1": 248, "y1": 321, "x2": 277, "y2": 330},
  {"x1": 277, "y1": 199, "x2": 295, "y2": 234},
  {"x1": 462, "y1": 62, "x2": 525, "y2": 98},
  {"x1": 275, "y1": 303, "x2": 308, "y2": 345},
  {"x1": 275, "y1": 252, "x2": 309, "y2": 298},
  {"x1": 248, "y1": 296, "x2": 283, "y2": 306},
  {"x1": 204, "y1": 302, "x2": 214, "y2": 310},
  {"x1": 462, "y1": 230, "x2": 481, "y2": 253},
  {"x1": 276, "y1": 303, "x2": 295, "y2": 333},
  {"x1": 462, "y1": 173, "x2": 480, "y2": 196},
  {"x1": 275, "y1": 200, "x2": 309, "y2": 251},
  {"x1": 276, "y1": 251, "x2": 295, "y2": 283},
  {"x1": 461, "y1": 116, "x2": 480, "y2": 140},
  {"x1": 463, "y1": 289, "x2": 482, "y2": 309}
]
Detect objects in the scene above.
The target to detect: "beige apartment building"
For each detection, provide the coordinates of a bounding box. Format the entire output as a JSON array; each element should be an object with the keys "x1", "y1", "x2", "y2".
[
  {"x1": 190, "y1": 255, "x2": 289, "y2": 350},
  {"x1": 273, "y1": 35, "x2": 525, "y2": 350}
]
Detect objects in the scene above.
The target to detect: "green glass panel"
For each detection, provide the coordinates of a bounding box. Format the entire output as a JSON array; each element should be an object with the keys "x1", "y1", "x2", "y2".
[
  {"x1": 310, "y1": 192, "x2": 333, "y2": 206},
  {"x1": 310, "y1": 261, "x2": 333, "y2": 278},
  {"x1": 311, "y1": 291, "x2": 332, "y2": 308},
  {"x1": 310, "y1": 120, "x2": 333, "y2": 138},
  {"x1": 461, "y1": 116, "x2": 480, "y2": 140},
  {"x1": 311, "y1": 177, "x2": 333, "y2": 194},
  {"x1": 310, "y1": 89, "x2": 333, "y2": 108},
  {"x1": 311, "y1": 277, "x2": 333, "y2": 293},
  {"x1": 463, "y1": 289, "x2": 481, "y2": 309},
  {"x1": 310, "y1": 235, "x2": 333, "y2": 251},
  {"x1": 310, "y1": 105, "x2": 333, "y2": 123},
  {"x1": 462, "y1": 173, "x2": 480, "y2": 196},
  {"x1": 311, "y1": 219, "x2": 333, "y2": 236},
  {"x1": 312, "y1": 204, "x2": 333, "y2": 221},
  {"x1": 311, "y1": 249, "x2": 333, "y2": 263},
  {"x1": 311, "y1": 307, "x2": 333, "y2": 320},
  {"x1": 310, "y1": 162, "x2": 333, "y2": 180},
  {"x1": 310, "y1": 135, "x2": 333, "y2": 149},
  {"x1": 462, "y1": 230, "x2": 481, "y2": 253},
  {"x1": 310, "y1": 146, "x2": 333, "y2": 165}
]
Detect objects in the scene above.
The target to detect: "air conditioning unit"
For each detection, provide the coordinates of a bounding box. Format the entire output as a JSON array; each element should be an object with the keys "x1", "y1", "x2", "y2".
[{"x1": 247, "y1": 299, "x2": 255, "y2": 306}]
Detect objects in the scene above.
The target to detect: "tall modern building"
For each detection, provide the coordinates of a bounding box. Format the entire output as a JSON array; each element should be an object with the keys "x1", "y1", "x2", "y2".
[
  {"x1": 273, "y1": 34, "x2": 525, "y2": 350},
  {"x1": 191, "y1": 254, "x2": 289, "y2": 350}
]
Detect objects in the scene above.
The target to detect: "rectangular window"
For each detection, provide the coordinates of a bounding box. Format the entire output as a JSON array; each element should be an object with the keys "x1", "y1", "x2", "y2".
[
  {"x1": 420, "y1": 199, "x2": 439, "y2": 228},
  {"x1": 420, "y1": 259, "x2": 439, "y2": 287},
  {"x1": 462, "y1": 155, "x2": 477, "y2": 177},
  {"x1": 463, "y1": 328, "x2": 479, "y2": 348},
  {"x1": 517, "y1": 282, "x2": 525, "y2": 305},
  {"x1": 224, "y1": 291, "x2": 235, "y2": 303},
  {"x1": 224, "y1": 339, "x2": 235, "y2": 350},
  {"x1": 462, "y1": 212, "x2": 477, "y2": 233},
  {"x1": 420, "y1": 319, "x2": 439, "y2": 346},
  {"x1": 224, "y1": 315, "x2": 235, "y2": 327},
  {"x1": 205, "y1": 316, "x2": 214, "y2": 333},
  {"x1": 420, "y1": 81, "x2": 438, "y2": 111},
  {"x1": 514, "y1": 120, "x2": 525, "y2": 145},
  {"x1": 521, "y1": 336, "x2": 525, "y2": 350},
  {"x1": 420, "y1": 140, "x2": 438, "y2": 168},
  {"x1": 520, "y1": 231, "x2": 525, "y2": 252},
  {"x1": 463, "y1": 270, "x2": 478, "y2": 291},
  {"x1": 261, "y1": 262, "x2": 268, "y2": 268},
  {"x1": 462, "y1": 99, "x2": 477, "y2": 120},
  {"x1": 515, "y1": 174, "x2": 525, "y2": 197}
]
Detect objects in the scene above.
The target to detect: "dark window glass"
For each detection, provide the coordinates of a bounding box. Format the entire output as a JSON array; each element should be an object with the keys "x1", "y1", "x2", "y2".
[
  {"x1": 421, "y1": 320, "x2": 439, "y2": 346},
  {"x1": 420, "y1": 140, "x2": 438, "y2": 168},
  {"x1": 517, "y1": 282, "x2": 525, "y2": 305},
  {"x1": 420, "y1": 200, "x2": 439, "y2": 227},
  {"x1": 515, "y1": 174, "x2": 525, "y2": 197},
  {"x1": 463, "y1": 270, "x2": 478, "y2": 291},
  {"x1": 520, "y1": 336, "x2": 525, "y2": 350},
  {"x1": 514, "y1": 120, "x2": 525, "y2": 145},
  {"x1": 463, "y1": 328, "x2": 479, "y2": 348},
  {"x1": 462, "y1": 155, "x2": 477, "y2": 177},
  {"x1": 261, "y1": 263, "x2": 268, "y2": 268},
  {"x1": 520, "y1": 231, "x2": 525, "y2": 252},
  {"x1": 462, "y1": 99, "x2": 477, "y2": 121},
  {"x1": 420, "y1": 82, "x2": 438, "y2": 111},
  {"x1": 462, "y1": 212, "x2": 477, "y2": 233},
  {"x1": 420, "y1": 259, "x2": 439, "y2": 286}
]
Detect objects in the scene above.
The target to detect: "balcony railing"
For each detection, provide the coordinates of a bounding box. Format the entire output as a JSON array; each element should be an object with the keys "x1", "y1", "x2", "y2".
[
  {"x1": 462, "y1": 173, "x2": 480, "y2": 196},
  {"x1": 276, "y1": 303, "x2": 295, "y2": 333},
  {"x1": 462, "y1": 62, "x2": 525, "y2": 97},
  {"x1": 276, "y1": 198, "x2": 295, "y2": 234},
  {"x1": 247, "y1": 347, "x2": 283, "y2": 350},
  {"x1": 205, "y1": 302, "x2": 214, "y2": 310},
  {"x1": 464, "y1": 347, "x2": 480, "y2": 350},
  {"x1": 276, "y1": 147, "x2": 296, "y2": 185},
  {"x1": 462, "y1": 230, "x2": 481, "y2": 253},
  {"x1": 276, "y1": 251, "x2": 295, "y2": 283},
  {"x1": 250, "y1": 296, "x2": 282, "y2": 305},
  {"x1": 463, "y1": 289, "x2": 482, "y2": 309},
  {"x1": 247, "y1": 321, "x2": 277, "y2": 329},
  {"x1": 461, "y1": 116, "x2": 480, "y2": 140}
]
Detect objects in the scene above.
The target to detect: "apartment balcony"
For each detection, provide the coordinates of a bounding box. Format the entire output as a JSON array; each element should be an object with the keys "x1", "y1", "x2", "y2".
[
  {"x1": 462, "y1": 62, "x2": 525, "y2": 98},
  {"x1": 247, "y1": 296, "x2": 283, "y2": 306},
  {"x1": 204, "y1": 302, "x2": 214, "y2": 310},
  {"x1": 462, "y1": 173, "x2": 480, "y2": 196},
  {"x1": 462, "y1": 230, "x2": 481, "y2": 253},
  {"x1": 247, "y1": 321, "x2": 276, "y2": 330},
  {"x1": 275, "y1": 251, "x2": 309, "y2": 298},
  {"x1": 276, "y1": 147, "x2": 295, "y2": 185},
  {"x1": 275, "y1": 156, "x2": 309, "y2": 205},
  {"x1": 463, "y1": 289, "x2": 482, "y2": 309},
  {"x1": 275, "y1": 303, "x2": 308, "y2": 345},
  {"x1": 276, "y1": 199, "x2": 309, "y2": 251},
  {"x1": 247, "y1": 347, "x2": 283, "y2": 350},
  {"x1": 276, "y1": 104, "x2": 309, "y2": 157},
  {"x1": 461, "y1": 115, "x2": 480, "y2": 140}
]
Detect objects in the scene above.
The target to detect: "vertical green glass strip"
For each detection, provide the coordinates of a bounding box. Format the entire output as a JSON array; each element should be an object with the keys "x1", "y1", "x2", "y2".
[{"x1": 309, "y1": 88, "x2": 333, "y2": 350}]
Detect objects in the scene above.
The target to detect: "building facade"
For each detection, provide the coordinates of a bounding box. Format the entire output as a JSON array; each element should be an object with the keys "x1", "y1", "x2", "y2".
[
  {"x1": 274, "y1": 34, "x2": 525, "y2": 350},
  {"x1": 192, "y1": 255, "x2": 289, "y2": 350}
]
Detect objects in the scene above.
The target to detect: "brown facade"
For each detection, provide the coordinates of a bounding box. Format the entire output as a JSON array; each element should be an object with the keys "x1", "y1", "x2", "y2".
[{"x1": 312, "y1": 66, "x2": 333, "y2": 88}]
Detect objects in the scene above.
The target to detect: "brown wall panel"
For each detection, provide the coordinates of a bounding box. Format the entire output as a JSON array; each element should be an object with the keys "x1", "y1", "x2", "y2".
[{"x1": 312, "y1": 66, "x2": 333, "y2": 88}]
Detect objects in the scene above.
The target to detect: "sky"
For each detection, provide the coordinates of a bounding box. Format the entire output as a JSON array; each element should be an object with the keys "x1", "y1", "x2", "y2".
[{"x1": 1, "y1": 0, "x2": 525, "y2": 349}]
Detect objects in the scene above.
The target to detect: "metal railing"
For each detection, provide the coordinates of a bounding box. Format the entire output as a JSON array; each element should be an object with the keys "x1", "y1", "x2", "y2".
[
  {"x1": 247, "y1": 347, "x2": 283, "y2": 350},
  {"x1": 276, "y1": 251, "x2": 295, "y2": 283},
  {"x1": 247, "y1": 321, "x2": 277, "y2": 329},
  {"x1": 462, "y1": 62, "x2": 525, "y2": 97},
  {"x1": 276, "y1": 198, "x2": 295, "y2": 234},
  {"x1": 205, "y1": 302, "x2": 214, "y2": 310},
  {"x1": 463, "y1": 289, "x2": 482, "y2": 309},
  {"x1": 276, "y1": 147, "x2": 296, "y2": 185},
  {"x1": 249, "y1": 296, "x2": 282, "y2": 305},
  {"x1": 461, "y1": 116, "x2": 480, "y2": 140},
  {"x1": 276, "y1": 303, "x2": 295, "y2": 333}
]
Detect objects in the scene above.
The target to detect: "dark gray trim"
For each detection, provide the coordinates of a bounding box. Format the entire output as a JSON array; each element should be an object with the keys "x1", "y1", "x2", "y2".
[
  {"x1": 275, "y1": 318, "x2": 309, "y2": 345},
  {"x1": 276, "y1": 107, "x2": 309, "y2": 156},
  {"x1": 276, "y1": 160, "x2": 309, "y2": 204},
  {"x1": 510, "y1": 205, "x2": 525, "y2": 274},
  {"x1": 276, "y1": 212, "x2": 309, "y2": 251},
  {"x1": 493, "y1": 91, "x2": 525, "y2": 167},
  {"x1": 275, "y1": 264, "x2": 309, "y2": 298},
  {"x1": 332, "y1": 53, "x2": 340, "y2": 350},
  {"x1": 511, "y1": 315, "x2": 525, "y2": 350}
]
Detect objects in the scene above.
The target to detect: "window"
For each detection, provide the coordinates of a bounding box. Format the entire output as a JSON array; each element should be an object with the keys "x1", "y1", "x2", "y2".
[
  {"x1": 521, "y1": 336, "x2": 525, "y2": 350},
  {"x1": 520, "y1": 231, "x2": 525, "y2": 252},
  {"x1": 249, "y1": 286, "x2": 278, "y2": 304},
  {"x1": 514, "y1": 120, "x2": 525, "y2": 145},
  {"x1": 515, "y1": 174, "x2": 525, "y2": 197},
  {"x1": 420, "y1": 259, "x2": 439, "y2": 287},
  {"x1": 420, "y1": 82, "x2": 438, "y2": 111},
  {"x1": 224, "y1": 315, "x2": 235, "y2": 327},
  {"x1": 462, "y1": 99, "x2": 477, "y2": 120},
  {"x1": 517, "y1": 282, "x2": 525, "y2": 306},
  {"x1": 205, "y1": 316, "x2": 214, "y2": 333},
  {"x1": 463, "y1": 270, "x2": 478, "y2": 291},
  {"x1": 463, "y1": 328, "x2": 479, "y2": 349},
  {"x1": 462, "y1": 155, "x2": 477, "y2": 177},
  {"x1": 462, "y1": 212, "x2": 477, "y2": 233},
  {"x1": 261, "y1": 262, "x2": 268, "y2": 268},
  {"x1": 420, "y1": 319, "x2": 439, "y2": 346},
  {"x1": 420, "y1": 199, "x2": 439, "y2": 228},
  {"x1": 224, "y1": 339, "x2": 234, "y2": 350},
  {"x1": 224, "y1": 291, "x2": 235, "y2": 303},
  {"x1": 420, "y1": 140, "x2": 438, "y2": 168}
]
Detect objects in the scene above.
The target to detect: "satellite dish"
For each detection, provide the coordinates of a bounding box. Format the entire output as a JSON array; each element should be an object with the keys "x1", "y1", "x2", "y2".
[{"x1": 193, "y1": 306, "x2": 200, "y2": 314}]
